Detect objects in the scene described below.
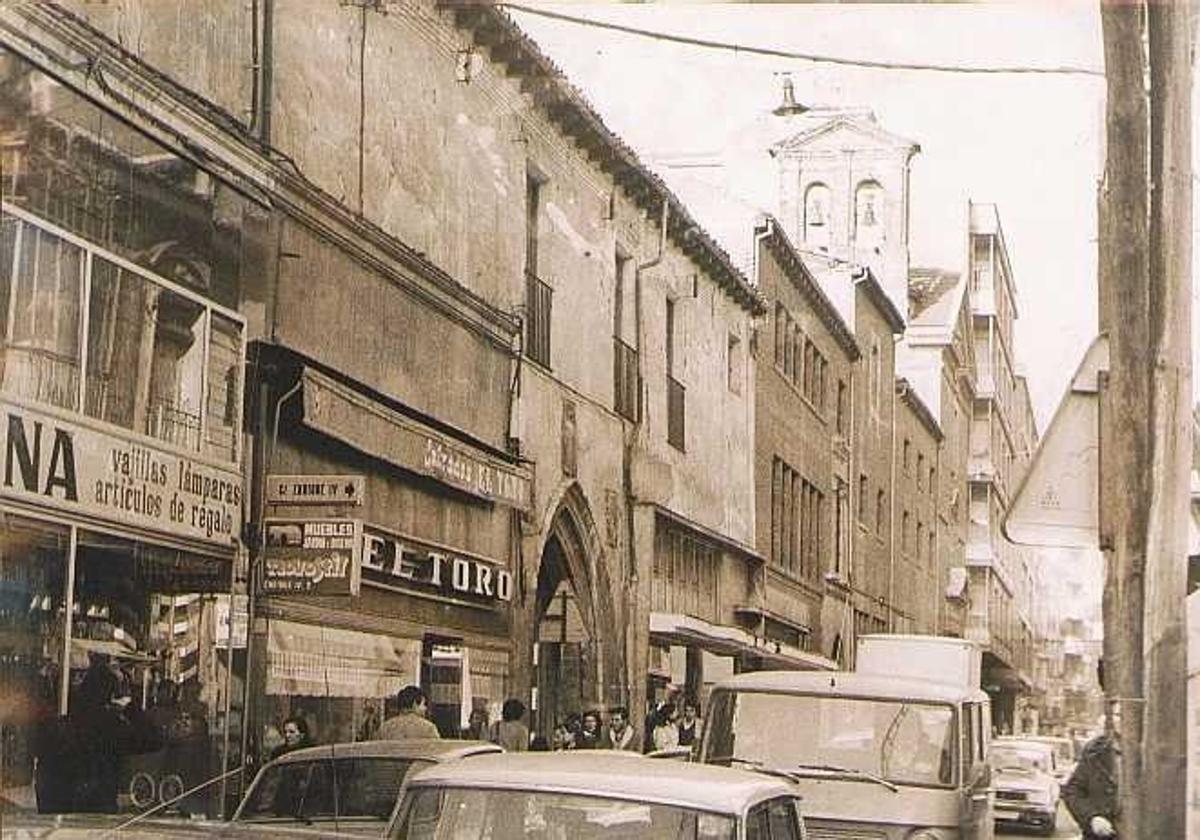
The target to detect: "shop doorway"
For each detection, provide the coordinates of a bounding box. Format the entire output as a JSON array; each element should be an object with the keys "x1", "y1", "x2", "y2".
[{"x1": 420, "y1": 636, "x2": 463, "y2": 738}]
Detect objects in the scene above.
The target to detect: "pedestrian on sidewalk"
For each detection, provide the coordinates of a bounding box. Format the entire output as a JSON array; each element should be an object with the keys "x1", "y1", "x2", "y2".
[
  {"x1": 490, "y1": 698, "x2": 530, "y2": 752},
  {"x1": 378, "y1": 685, "x2": 441, "y2": 740},
  {"x1": 605, "y1": 706, "x2": 639, "y2": 751},
  {"x1": 1062, "y1": 730, "x2": 1119, "y2": 838},
  {"x1": 270, "y1": 715, "x2": 314, "y2": 760},
  {"x1": 676, "y1": 697, "x2": 701, "y2": 749},
  {"x1": 649, "y1": 703, "x2": 679, "y2": 752},
  {"x1": 576, "y1": 709, "x2": 609, "y2": 749}
]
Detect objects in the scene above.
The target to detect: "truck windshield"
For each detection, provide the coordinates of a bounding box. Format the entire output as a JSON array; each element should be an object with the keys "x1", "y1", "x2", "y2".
[{"x1": 703, "y1": 691, "x2": 957, "y2": 788}]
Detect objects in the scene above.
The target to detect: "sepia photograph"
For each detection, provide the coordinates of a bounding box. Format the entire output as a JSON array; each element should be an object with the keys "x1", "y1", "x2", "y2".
[{"x1": 0, "y1": 1, "x2": 1191, "y2": 838}]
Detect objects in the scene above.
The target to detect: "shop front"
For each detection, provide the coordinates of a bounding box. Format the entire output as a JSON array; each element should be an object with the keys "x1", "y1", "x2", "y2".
[
  {"x1": 0, "y1": 46, "x2": 263, "y2": 815},
  {"x1": 249, "y1": 357, "x2": 527, "y2": 761}
]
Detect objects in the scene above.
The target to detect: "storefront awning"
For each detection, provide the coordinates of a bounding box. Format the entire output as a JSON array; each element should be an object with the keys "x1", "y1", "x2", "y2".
[
  {"x1": 267, "y1": 619, "x2": 420, "y2": 698},
  {"x1": 300, "y1": 367, "x2": 532, "y2": 510},
  {"x1": 649, "y1": 612, "x2": 836, "y2": 672}
]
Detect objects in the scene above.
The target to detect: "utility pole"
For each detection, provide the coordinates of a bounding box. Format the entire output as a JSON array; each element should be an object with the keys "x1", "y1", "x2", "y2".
[{"x1": 1098, "y1": 3, "x2": 1191, "y2": 838}]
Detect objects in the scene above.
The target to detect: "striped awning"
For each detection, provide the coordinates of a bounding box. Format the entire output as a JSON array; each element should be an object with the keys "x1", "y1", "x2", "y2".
[{"x1": 266, "y1": 619, "x2": 420, "y2": 698}]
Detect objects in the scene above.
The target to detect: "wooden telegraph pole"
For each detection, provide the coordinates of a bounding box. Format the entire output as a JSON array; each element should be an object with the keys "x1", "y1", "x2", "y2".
[{"x1": 1098, "y1": 3, "x2": 1191, "y2": 838}]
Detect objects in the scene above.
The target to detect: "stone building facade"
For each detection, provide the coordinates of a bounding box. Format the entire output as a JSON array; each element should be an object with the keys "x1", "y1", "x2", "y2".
[
  {"x1": 0, "y1": 1, "x2": 763, "y2": 803},
  {"x1": 752, "y1": 218, "x2": 856, "y2": 666}
]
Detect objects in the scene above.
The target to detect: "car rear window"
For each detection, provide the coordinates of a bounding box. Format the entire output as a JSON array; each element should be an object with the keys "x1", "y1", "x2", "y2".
[{"x1": 240, "y1": 756, "x2": 430, "y2": 822}]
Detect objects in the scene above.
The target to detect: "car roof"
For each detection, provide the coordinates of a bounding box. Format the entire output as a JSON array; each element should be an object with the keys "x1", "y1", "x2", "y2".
[
  {"x1": 993, "y1": 738, "x2": 1056, "y2": 754},
  {"x1": 403, "y1": 752, "x2": 799, "y2": 814},
  {"x1": 999, "y1": 735, "x2": 1070, "y2": 745},
  {"x1": 267, "y1": 738, "x2": 501, "y2": 765},
  {"x1": 713, "y1": 670, "x2": 988, "y2": 703}
]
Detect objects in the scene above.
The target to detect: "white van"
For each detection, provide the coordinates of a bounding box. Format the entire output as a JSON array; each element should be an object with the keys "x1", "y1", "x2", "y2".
[{"x1": 698, "y1": 635, "x2": 994, "y2": 840}]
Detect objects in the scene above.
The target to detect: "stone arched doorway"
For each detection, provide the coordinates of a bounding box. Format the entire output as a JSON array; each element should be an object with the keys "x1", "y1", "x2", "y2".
[{"x1": 530, "y1": 484, "x2": 621, "y2": 738}]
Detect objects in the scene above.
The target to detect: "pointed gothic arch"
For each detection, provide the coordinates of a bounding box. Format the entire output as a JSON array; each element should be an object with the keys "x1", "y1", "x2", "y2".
[{"x1": 531, "y1": 482, "x2": 622, "y2": 730}]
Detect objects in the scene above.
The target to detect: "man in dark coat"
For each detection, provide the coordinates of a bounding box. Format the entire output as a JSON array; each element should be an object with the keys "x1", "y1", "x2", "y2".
[
  {"x1": 36, "y1": 661, "x2": 163, "y2": 813},
  {"x1": 1061, "y1": 732, "x2": 1119, "y2": 839}
]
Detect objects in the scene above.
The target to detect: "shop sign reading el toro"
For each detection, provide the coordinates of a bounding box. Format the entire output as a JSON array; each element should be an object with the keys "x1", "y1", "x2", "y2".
[{"x1": 2, "y1": 404, "x2": 242, "y2": 547}]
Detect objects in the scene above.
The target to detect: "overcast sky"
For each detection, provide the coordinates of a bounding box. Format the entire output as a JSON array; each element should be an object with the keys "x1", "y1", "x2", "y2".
[{"x1": 508, "y1": 2, "x2": 1123, "y2": 432}]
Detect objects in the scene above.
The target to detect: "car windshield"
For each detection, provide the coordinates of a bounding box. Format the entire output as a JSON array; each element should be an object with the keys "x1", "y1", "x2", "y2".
[
  {"x1": 238, "y1": 756, "x2": 430, "y2": 822},
  {"x1": 392, "y1": 786, "x2": 737, "y2": 840},
  {"x1": 703, "y1": 691, "x2": 957, "y2": 788},
  {"x1": 989, "y1": 746, "x2": 1051, "y2": 774}
]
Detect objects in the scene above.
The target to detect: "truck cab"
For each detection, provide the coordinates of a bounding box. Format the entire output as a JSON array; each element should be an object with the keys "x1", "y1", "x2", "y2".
[{"x1": 698, "y1": 635, "x2": 994, "y2": 840}]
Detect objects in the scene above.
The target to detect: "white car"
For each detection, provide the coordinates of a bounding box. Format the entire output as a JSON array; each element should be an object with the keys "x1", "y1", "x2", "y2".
[
  {"x1": 389, "y1": 751, "x2": 809, "y2": 839},
  {"x1": 989, "y1": 740, "x2": 1060, "y2": 836}
]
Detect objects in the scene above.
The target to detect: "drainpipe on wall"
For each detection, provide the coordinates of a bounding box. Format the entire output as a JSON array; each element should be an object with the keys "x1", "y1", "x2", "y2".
[
  {"x1": 624, "y1": 196, "x2": 668, "y2": 715},
  {"x1": 843, "y1": 363, "x2": 857, "y2": 665},
  {"x1": 887, "y1": 348, "x2": 904, "y2": 633},
  {"x1": 751, "y1": 220, "x2": 774, "y2": 633}
]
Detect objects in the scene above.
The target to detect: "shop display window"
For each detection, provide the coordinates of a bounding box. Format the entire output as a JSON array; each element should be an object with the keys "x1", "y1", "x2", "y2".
[
  {"x1": 0, "y1": 513, "x2": 69, "y2": 810},
  {"x1": 68, "y1": 530, "x2": 235, "y2": 814}
]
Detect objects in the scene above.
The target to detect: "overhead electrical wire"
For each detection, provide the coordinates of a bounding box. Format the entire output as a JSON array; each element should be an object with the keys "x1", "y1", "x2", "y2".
[{"x1": 499, "y1": 3, "x2": 1106, "y2": 78}]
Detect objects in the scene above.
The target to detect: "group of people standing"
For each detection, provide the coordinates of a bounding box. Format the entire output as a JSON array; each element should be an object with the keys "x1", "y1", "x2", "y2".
[
  {"x1": 271, "y1": 686, "x2": 702, "y2": 763},
  {"x1": 549, "y1": 697, "x2": 701, "y2": 753}
]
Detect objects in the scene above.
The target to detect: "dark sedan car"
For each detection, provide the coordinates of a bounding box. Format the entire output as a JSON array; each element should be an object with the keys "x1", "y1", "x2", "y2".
[{"x1": 228, "y1": 739, "x2": 502, "y2": 835}]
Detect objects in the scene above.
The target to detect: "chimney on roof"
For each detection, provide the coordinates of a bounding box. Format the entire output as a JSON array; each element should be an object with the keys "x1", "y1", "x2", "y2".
[{"x1": 773, "y1": 75, "x2": 808, "y2": 116}]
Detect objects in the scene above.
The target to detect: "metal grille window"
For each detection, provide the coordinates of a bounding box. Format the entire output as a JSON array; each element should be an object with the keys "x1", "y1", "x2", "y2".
[{"x1": 525, "y1": 270, "x2": 552, "y2": 368}]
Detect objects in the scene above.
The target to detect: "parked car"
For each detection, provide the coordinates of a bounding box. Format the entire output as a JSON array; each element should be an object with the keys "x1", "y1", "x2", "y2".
[
  {"x1": 996, "y1": 734, "x2": 1076, "y2": 782},
  {"x1": 988, "y1": 740, "x2": 1060, "y2": 836},
  {"x1": 388, "y1": 751, "x2": 809, "y2": 839},
  {"x1": 229, "y1": 738, "x2": 501, "y2": 835}
]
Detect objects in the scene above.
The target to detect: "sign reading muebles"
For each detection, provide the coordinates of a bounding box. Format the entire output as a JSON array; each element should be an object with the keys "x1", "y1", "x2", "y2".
[
  {"x1": 361, "y1": 524, "x2": 513, "y2": 608},
  {"x1": 262, "y1": 518, "x2": 363, "y2": 596},
  {"x1": 2, "y1": 402, "x2": 242, "y2": 547}
]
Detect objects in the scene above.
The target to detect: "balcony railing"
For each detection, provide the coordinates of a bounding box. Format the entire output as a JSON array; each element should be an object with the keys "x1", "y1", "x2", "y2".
[
  {"x1": 667, "y1": 374, "x2": 685, "y2": 451},
  {"x1": 525, "y1": 270, "x2": 552, "y2": 368}
]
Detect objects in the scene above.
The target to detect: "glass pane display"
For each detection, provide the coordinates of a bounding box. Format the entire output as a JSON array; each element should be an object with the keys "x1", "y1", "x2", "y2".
[
  {"x1": 0, "y1": 218, "x2": 83, "y2": 410},
  {"x1": 205, "y1": 312, "x2": 242, "y2": 461},
  {"x1": 85, "y1": 256, "x2": 205, "y2": 451},
  {"x1": 0, "y1": 513, "x2": 69, "y2": 811},
  {"x1": 68, "y1": 530, "x2": 232, "y2": 815}
]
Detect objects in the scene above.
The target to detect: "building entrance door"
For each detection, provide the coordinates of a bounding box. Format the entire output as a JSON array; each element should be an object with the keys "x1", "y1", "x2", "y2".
[{"x1": 533, "y1": 534, "x2": 592, "y2": 740}]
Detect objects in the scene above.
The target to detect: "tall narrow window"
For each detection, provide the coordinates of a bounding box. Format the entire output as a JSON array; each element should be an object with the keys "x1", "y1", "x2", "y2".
[
  {"x1": 835, "y1": 478, "x2": 849, "y2": 575},
  {"x1": 836, "y1": 379, "x2": 847, "y2": 434},
  {"x1": 613, "y1": 251, "x2": 638, "y2": 420},
  {"x1": 525, "y1": 173, "x2": 541, "y2": 273},
  {"x1": 525, "y1": 171, "x2": 551, "y2": 367},
  {"x1": 858, "y1": 474, "x2": 868, "y2": 524},
  {"x1": 727, "y1": 333, "x2": 742, "y2": 394},
  {"x1": 666, "y1": 298, "x2": 685, "y2": 451}
]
